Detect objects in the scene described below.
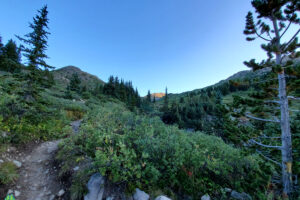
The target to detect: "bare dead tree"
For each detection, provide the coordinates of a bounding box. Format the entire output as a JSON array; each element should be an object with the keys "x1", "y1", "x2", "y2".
[{"x1": 243, "y1": 0, "x2": 299, "y2": 198}]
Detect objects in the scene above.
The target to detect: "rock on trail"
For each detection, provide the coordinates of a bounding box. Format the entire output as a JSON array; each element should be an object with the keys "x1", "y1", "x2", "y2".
[{"x1": 70, "y1": 119, "x2": 83, "y2": 134}]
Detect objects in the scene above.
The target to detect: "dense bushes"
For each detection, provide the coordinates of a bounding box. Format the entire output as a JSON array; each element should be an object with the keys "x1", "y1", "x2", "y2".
[
  {"x1": 0, "y1": 73, "x2": 83, "y2": 144},
  {"x1": 58, "y1": 102, "x2": 273, "y2": 199},
  {"x1": 0, "y1": 161, "x2": 18, "y2": 185}
]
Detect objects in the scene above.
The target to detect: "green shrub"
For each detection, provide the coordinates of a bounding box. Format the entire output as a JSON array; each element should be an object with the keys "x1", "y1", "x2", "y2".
[
  {"x1": 0, "y1": 161, "x2": 19, "y2": 184},
  {"x1": 59, "y1": 102, "x2": 273, "y2": 199},
  {"x1": 0, "y1": 75, "x2": 74, "y2": 144},
  {"x1": 69, "y1": 170, "x2": 93, "y2": 200}
]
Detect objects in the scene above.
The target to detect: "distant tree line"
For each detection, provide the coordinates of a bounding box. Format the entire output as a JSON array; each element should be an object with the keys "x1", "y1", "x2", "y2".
[
  {"x1": 0, "y1": 38, "x2": 22, "y2": 73},
  {"x1": 66, "y1": 74, "x2": 143, "y2": 111},
  {"x1": 160, "y1": 80, "x2": 251, "y2": 136},
  {"x1": 103, "y1": 76, "x2": 141, "y2": 109}
]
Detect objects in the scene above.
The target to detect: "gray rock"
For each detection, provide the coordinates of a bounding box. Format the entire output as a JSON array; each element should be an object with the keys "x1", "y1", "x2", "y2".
[
  {"x1": 201, "y1": 194, "x2": 210, "y2": 200},
  {"x1": 84, "y1": 173, "x2": 105, "y2": 200},
  {"x1": 12, "y1": 160, "x2": 22, "y2": 168},
  {"x1": 7, "y1": 189, "x2": 13, "y2": 195},
  {"x1": 133, "y1": 188, "x2": 149, "y2": 200},
  {"x1": 14, "y1": 190, "x2": 21, "y2": 197},
  {"x1": 71, "y1": 120, "x2": 83, "y2": 134},
  {"x1": 8, "y1": 146, "x2": 16, "y2": 152},
  {"x1": 58, "y1": 189, "x2": 65, "y2": 197},
  {"x1": 0, "y1": 159, "x2": 3, "y2": 163},
  {"x1": 73, "y1": 166, "x2": 80, "y2": 171},
  {"x1": 1, "y1": 131, "x2": 8, "y2": 138},
  {"x1": 155, "y1": 195, "x2": 172, "y2": 200},
  {"x1": 231, "y1": 190, "x2": 252, "y2": 200},
  {"x1": 127, "y1": 197, "x2": 134, "y2": 200},
  {"x1": 49, "y1": 195, "x2": 55, "y2": 200}
]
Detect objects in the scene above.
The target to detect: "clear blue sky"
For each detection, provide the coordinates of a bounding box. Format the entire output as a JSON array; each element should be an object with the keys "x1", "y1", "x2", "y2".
[{"x1": 0, "y1": 0, "x2": 285, "y2": 95}]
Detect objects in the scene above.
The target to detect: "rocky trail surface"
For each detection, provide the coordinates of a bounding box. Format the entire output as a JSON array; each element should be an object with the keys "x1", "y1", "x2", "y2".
[
  {"x1": 2, "y1": 120, "x2": 82, "y2": 200},
  {"x1": 8, "y1": 140, "x2": 63, "y2": 200}
]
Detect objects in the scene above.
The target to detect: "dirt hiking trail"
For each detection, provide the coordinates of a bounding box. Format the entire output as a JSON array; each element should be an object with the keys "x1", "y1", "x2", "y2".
[
  {"x1": 4, "y1": 120, "x2": 82, "y2": 200},
  {"x1": 10, "y1": 140, "x2": 62, "y2": 200}
]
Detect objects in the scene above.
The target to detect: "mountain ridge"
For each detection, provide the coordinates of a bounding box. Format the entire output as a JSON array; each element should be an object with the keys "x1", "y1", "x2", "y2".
[{"x1": 52, "y1": 65, "x2": 105, "y2": 89}]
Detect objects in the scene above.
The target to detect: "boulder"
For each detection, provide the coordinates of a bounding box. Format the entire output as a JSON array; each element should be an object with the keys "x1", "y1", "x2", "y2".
[
  {"x1": 73, "y1": 166, "x2": 80, "y2": 171},
  {"x1": 201, "y1": 194, "x2": 210, "y2": 200},
  {"x1": 49, "y1": 195, "x2": 55, "y2": 200},
  {"x1": 14, "y1": 190, "x2": 21, "y2": 197},
  {"x1": 7, "y1": 189, "x2": 13, "y2": 195},
  {"x1": 84, "y1": 173, "x2": 105, "y2": 200},
  {"x1": 57, "y1": 189, "x2": 65, "y2": 197},
  {"x1": 7, "y1": 147, "x2": 17, "y2": 152},
  {"x1": 12, "y1": 160, "x2": 22, "y2": 168},
  {"x1": 224, "y1": 188, "x2": 232, "y2": 193},
  {"x1": 231, "y1": 190, "x2": 252, "y2": 200},
  {"x1": 155, "y1": 195, "x2": 172, "y2": 200},
  {"x1": 133, "y1": 188, "x2": 149, "y2": 200},
  {"x1": 1, "y1": 131, "x2": 8, "y2": 138}
]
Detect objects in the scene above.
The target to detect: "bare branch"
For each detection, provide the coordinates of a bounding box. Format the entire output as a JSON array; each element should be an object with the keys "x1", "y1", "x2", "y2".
[
  {"x1": 283, "y1": 28, "x2": 300, "y2": 51},
  {"x1": 264, "y1": 100, "x2": 281, "y2": 104},
  {"x1": 269, "y1": 106, "x2": 300, "y2": 112},
  {"x1": 246, "y1": 113, "x2": 280, "y2": 123},
  {"x1": 280, "y1": 21, "x2": 292, "y2": 39},
  {"x1": 251, "y1": 75, "x2": 293, "y2": 85},
  {"x1": 256, "y1": 150, "x2": 282, "y2": 167},
  {"x1": 280, "y1": 54, "x2": 288, "y2": 64},
  {"x1": 255, "y1": 30, "x2": 272, "y2": 41},
  {"x1": 288, "y1": 96, "x2": 300, "y2": 100},
  {"x1": 284, "y1": 75, "x2": 297, "y2": 78},
  {"x1": 266, "y1": 30, "x2": 273, "y2": 40},
  {"x1": 249, "y1": 139, "x2": 282, "y2": 149},
  {"x1": 258, "y1": 134, "x2": 281, "y2": 139},
  {"x1": 290, "y1": 109, "x2": 300, "y2": 112}
]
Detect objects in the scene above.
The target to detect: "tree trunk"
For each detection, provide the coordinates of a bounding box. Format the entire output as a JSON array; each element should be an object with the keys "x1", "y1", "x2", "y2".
[
  {"x1": 272, "y1": 17, "x2": 293, "y2": 198},
  {"x1": 276, "y1": 56, "x2": 293, "y2": 198}
]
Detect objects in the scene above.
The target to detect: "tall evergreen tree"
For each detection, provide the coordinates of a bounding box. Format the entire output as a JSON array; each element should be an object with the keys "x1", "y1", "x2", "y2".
[
  {"x1": 135, "y1": 88, "x2": 141, "y2": 107},
  {"x1": 243, "y1": 0, "x2": 299, "y2": 197},
  {"x1": 1, "y1": 40, "x2": 21, "y2": 72},
  {"x1": 146, "y1": 90, "x2": 151, "y2": 102},
  {"x1": 3, "y1": 39, "x2": 21, "y2": 63},
  {"x1": 0, "y1": 39, "x2": 21, "y2": 72},
  {"x1": 0, "y1": 36, "x2": 4, "y2": 69},
  {"x1": 103, "y1": 76, "x2": 141, "y2": 110},
  {"x1": 161, "y1": 87, "x2": 172, "y2": 123},
  {"x1": 68, "y1": 73, "x2": 81, "y2": 93},
  {"x1": 17, "y1": 5, "x2": 52, "y2": 71},
  {"x1": 0, "y1": 35, "x2": 3, "y2": 51},
  {"x1": 17, "y1": 5, "x2": 53, "y2": 89},
  {"x1": 162, "y1": 87, "x2": 169, "y2": 112}
]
